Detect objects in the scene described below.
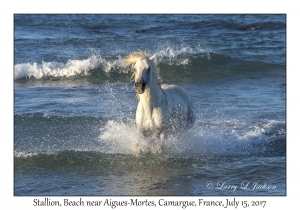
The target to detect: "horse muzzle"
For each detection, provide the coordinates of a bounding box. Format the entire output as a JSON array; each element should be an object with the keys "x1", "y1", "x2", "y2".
[{"x1": 135, "y1": 82, "x2": 147, "y2": 94}]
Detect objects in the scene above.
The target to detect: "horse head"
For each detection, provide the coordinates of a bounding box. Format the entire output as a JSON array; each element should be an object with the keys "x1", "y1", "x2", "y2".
[{"x1": 133, "y1": 54, "x2": 156, "y2": 94}]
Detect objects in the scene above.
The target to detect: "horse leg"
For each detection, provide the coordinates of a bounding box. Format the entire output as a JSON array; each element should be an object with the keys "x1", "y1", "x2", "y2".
[
  {"x1": 156, "y1": 130, "x2": 166, "y2": 155},
  {"x1": 133, "y1": 142, "x2": 143, "y2": 155}
]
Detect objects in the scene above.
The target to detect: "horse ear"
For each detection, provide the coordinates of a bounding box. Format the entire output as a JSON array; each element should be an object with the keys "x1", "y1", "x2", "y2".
[{"x1": 149, "y1": 54, "x2": 156, "y2": 60}]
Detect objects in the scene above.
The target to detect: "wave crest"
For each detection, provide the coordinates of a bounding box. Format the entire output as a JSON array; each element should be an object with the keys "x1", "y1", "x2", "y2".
[{"x1": 14, "y1": 55, "x2": 126, "y2": 80}]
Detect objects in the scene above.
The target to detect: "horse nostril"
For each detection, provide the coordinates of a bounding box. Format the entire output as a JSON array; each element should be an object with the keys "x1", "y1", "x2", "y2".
[{"x1": 135, "y1": 81, "x2": 145, "y2": 87}]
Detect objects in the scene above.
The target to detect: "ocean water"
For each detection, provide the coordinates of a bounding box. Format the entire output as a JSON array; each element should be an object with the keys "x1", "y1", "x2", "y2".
[{"x1": 14, "y1": 14, "x2": 286, "y2": 196}]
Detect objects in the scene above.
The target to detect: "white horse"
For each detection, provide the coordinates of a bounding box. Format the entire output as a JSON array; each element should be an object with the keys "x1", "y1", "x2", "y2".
[{"x1": 124, "y1": 52, "x2": 195, "y2": 154}]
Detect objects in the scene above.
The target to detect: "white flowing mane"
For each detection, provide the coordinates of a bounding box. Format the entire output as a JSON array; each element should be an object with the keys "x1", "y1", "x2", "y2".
[{"x1": 124, "y1": 51, "x2": 162, "y2": 84}]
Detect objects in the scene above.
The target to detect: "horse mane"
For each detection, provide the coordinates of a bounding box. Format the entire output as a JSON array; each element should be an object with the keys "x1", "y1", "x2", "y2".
[
  {"x1": 124, "y1": 51, "x2": 149, "y2": 67},
  {"x1": 124, "y1": 51, "x2": 163, "y2": 84}
]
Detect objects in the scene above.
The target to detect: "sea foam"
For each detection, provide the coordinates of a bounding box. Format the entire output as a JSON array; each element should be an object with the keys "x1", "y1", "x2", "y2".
[{"x1": 14, "y1": 55, "x2": 125, "y2": 80}]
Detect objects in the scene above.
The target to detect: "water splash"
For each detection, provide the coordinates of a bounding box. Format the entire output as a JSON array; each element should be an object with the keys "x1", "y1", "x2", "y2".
[{"x1": 98, "y1": 117, "x2": 285, "y2": 157}]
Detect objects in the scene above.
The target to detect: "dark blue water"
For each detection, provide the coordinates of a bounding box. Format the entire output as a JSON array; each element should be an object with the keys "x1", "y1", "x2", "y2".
[{"x1": 14, "y1": 14, "x2": 286, "y2": 196}]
